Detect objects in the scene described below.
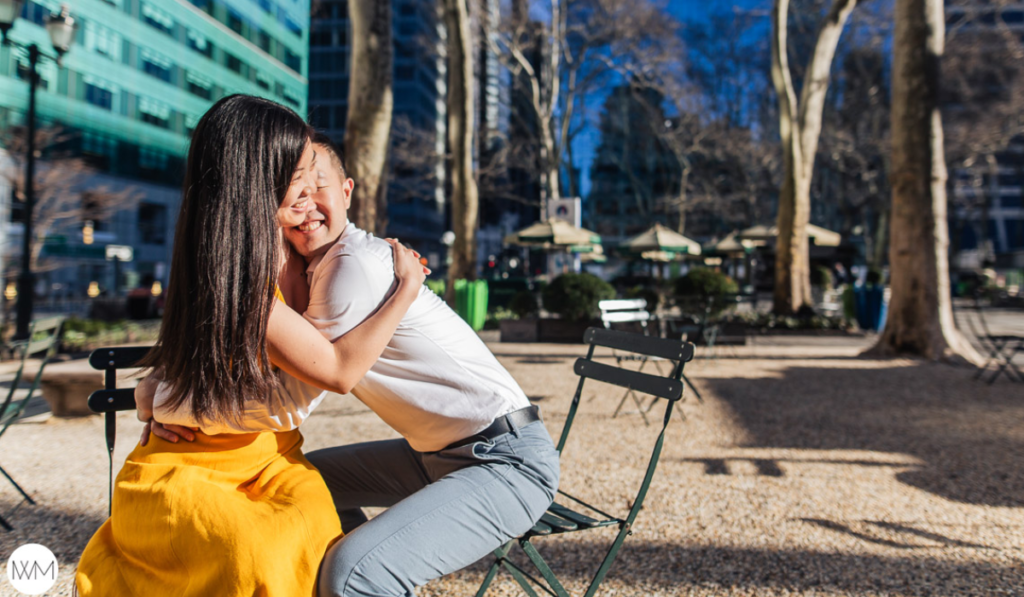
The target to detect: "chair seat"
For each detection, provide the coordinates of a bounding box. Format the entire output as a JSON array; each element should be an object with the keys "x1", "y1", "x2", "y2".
[
  {"x1": 988, "y1": 335, "x2": 1024, "y2": 342},
  {"x1": 526, "y1": 500, "x2": 621, "y2": 537}
]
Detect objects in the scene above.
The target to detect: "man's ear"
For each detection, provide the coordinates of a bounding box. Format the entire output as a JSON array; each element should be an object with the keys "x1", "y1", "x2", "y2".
[{"x1": 343, "y1": 178, "x2": 354, "y2": 210}]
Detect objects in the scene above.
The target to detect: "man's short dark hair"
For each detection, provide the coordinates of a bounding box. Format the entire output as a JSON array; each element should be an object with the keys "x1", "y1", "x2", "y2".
[{"x1": 312, "y1": 132, "x2": 347, "y2": 178}]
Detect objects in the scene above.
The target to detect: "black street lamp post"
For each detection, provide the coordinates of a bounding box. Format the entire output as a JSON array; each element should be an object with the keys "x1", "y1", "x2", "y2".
[{"x1": 0, "y1": 1, "x2": 75, "y2": 339}]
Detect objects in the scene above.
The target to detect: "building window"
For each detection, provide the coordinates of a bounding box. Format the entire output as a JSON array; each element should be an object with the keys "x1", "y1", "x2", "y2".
[
  {"x1": 185, "y1": 115, "x2": 199, "y2": 137},
  {"x1": 256, "y1": 72, "x2": 271, "y2": 91},
  {"x1": 396, "y1": 65, "x2": 414, "y2": 81},
  {"x1": 138, "y1": 98, "x2": 171, "y2": 129},
  {"x1": 137, "y1": 202, "x2": 168, "y2": 245},
  {"x1": 225, "y1": 52, "x2": 244, "y2": 74},
  {"x1": 282, "y1": 89, "x2": 300, "y2": 109},
  {"x1": 256, "y1": 30, "x2": 271, "y2": 52},
  {"x1": 141, "y1": 3, "x2": 175, "y2": 36},
  {"x1": 187, "y1": 29, "x2": 214, "y2": 58},
  {"x1": 284, "y1": 48, "x2": 301, "y2": 73},
  {"x1": 189, "y1": 0, "x2": 213, "y2": 15},
  {"x1": 282, "y1": 14, "x2": 302, "y2": 37},
  {"x1": 186, "y1": 73, "x2": 213, "y2": 99},
  {"x1": 227, "y1": 9, "x2": 244, "y2": 34},
  {"x1": 85, "y1": 22, "x2": 120, "y2": 61},
  {"x1": 85, "y1": 83, "x2": 113, "y2": 110},
  {"x1": 311, "y1": 29, "x2": 332, "y2": 46},
  {"x1": 141, "y1": 50, "x2": 173, "y2": 83}
]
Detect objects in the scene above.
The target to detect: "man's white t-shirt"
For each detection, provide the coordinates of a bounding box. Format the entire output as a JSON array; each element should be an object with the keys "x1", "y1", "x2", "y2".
[{"x1": 155, "y1": 223, "x2": 530, "y2": 452}]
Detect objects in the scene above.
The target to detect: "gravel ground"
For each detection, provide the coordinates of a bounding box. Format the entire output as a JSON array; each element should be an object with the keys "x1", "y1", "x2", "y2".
[{"x1": 2, "y1": 338, "x2": 1023, "y2": 596}]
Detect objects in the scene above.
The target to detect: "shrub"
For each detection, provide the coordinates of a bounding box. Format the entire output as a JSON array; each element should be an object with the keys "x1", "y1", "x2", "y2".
[
  {"x1": 508, "y1": 290, "x2": 539, "y2": 319},
  {"x1": 811, "y1": 265, "x2": 833, "y2": 289},
  {"x1": 673, "y1": 269, "x2": 738, "y2": 317},
  {"x1": 425, "y1": 279, "x2": 446, "y2": 297},
  {"x1": 542, "y1": 273, "x2": 615, "y2": 322},
  {"x1": 625, "y1": 285, "x2": 661, "y2": 313}
]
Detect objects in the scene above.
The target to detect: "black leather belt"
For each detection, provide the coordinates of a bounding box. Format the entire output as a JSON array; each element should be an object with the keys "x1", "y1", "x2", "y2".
[{"x1": 442, "y1": 406, "x2": 541, "y2": 451}]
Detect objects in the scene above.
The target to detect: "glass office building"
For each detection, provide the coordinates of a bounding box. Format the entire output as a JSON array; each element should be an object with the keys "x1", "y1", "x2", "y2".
[
  {"x1": 0, "y1": 0, "x2": 309, "y2": 305},
  {"x1": 308, "y1": 0, "x2": 449, "y2": 267}
]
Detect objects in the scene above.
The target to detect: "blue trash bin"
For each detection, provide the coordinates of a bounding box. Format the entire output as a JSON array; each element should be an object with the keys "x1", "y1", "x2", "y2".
[{"x1": 854, "y1": 285, "x2": 887, "y2": 331}]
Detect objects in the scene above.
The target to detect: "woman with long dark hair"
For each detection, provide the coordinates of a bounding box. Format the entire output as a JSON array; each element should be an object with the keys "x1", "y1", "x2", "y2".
[{"x1": 75, "y1": 95, "x2": 426, "y2": 596}]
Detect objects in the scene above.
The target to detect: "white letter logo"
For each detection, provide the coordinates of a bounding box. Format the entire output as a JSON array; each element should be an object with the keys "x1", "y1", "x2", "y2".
[{"x1": 6, "y1": 544, "x2": 58, "y2": 595}]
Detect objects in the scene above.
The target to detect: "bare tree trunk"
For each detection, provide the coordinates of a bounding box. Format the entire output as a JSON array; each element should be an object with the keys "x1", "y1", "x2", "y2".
[
  {"x1": 866, "y1": 0, "x2": 980, "y2": 363},
  {"x1": 871, "y1": 207, "x2": 888, "y2": 269},
  {"x1": 771, "y1": 0, "x2": 858, "y2": 314},
  {"x1": 444, "y1": 0, "x2": 479, "y2": 306},
  {"x1": 345, "y1": 0, "x2": 393, "y2": 234}
]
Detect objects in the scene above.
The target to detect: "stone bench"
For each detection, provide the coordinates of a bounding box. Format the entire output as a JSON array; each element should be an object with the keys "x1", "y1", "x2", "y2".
[{"x1": 40, "y1": 360, "x2": 143, "y2": 417}]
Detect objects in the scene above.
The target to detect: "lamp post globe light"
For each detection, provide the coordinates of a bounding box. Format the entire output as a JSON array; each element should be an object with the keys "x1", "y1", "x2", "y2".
[{"x1": 0, "y1": 1, "x2": 75, "y2": 339}]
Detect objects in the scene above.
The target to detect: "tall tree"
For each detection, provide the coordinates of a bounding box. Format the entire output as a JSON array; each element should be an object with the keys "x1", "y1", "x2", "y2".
[
  {"x1": 444, "y1": 0, "x2": 479, "y2": 303},
  {"x1": 866, "y1": 0, "x2": 979, "y2": 362},
  {"x1": 770, "y1": 0, "x2": 859, "y2": 314},
  {"x1": 344, "y1": 0, "x2": 392, "y2": 234}
]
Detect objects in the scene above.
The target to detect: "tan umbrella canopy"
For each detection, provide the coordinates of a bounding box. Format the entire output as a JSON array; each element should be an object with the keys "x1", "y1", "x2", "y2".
[
  {"x1": 619, "y1": 223, "x2": 702, "y2": 257},
  {"x1": 706, "y1": 232, "x2": 755, "y2": 255},
  {"x1": 737, "y1": 224, "x2": 841, "y2": 247},
  {"x1": 504, "y1": 219, "x2": 602, "y2": 251}
]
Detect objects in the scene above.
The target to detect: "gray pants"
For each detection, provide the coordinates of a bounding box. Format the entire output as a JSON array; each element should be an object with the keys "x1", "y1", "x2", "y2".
[{"x1": 307, "y1": 418, "x2": 561, "y2": 597}]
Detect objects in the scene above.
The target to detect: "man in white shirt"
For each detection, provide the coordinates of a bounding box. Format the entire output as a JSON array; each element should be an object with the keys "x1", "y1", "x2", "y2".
[{"x1": 280, "y1": 134, "x2": 560, "y2": 597}]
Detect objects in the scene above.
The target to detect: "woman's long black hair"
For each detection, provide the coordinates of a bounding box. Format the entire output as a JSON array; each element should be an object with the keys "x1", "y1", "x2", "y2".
[{"x1": 140, "y1": 94, "x2": 313, "y2": 423}]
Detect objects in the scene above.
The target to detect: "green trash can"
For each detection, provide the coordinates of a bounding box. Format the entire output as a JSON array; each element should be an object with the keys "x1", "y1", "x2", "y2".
[{"x1": 454, "y1": 279, "x2": 488, "y2": 331}]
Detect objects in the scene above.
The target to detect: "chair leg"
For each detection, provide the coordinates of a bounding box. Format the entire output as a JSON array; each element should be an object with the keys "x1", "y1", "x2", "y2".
[
  {"x1": 501, "y1": 560, "x2": 543, "y2": 597},
  {"x1": 520, "y1": 539, "x2": 571, "y2": 597},
  {"x1": 475, "y1": 541, "x2": 515, "y2": 597},
  {"x1": 612, "y1": 389, "x2": 651, "y2": 425},
  {"x1": 0, "y1": 464, "x2": 35, "y2": 505},
  {"x1": 681, "y1": 372, "x2": 703, "y2": 402}
]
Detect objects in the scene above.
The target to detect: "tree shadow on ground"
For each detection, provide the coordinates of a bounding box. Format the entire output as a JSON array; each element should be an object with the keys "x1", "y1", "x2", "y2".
[
  {"x1": 461, "y1": 536, "x2": 1023, "y2": 595},
  {"x1": 0, "y1": 501, "x2": 106, "y2": 566},
  {"x1": 698, "y1": 361, "x2": 1024, "y2": 507}
]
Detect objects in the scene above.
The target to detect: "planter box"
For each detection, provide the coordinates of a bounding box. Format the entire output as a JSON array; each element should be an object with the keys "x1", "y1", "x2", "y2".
[
  {"x1": 499, "y1": 319, "x2": 538, "y2": 343},
  {"x1": 39, "y1": 360, "x2": 143, "y2": 417},
  {"x1": 537, "y1": 319, "x2": 597, "y2": 343},
  {"x1": 499, "y1": 318, "x2": 598, "y2": 343}
]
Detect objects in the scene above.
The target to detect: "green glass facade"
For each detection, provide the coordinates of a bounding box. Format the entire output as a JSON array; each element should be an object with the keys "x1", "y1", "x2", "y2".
[{"x1": 0, "y1": 0, "x2": 309, "y2": 307}]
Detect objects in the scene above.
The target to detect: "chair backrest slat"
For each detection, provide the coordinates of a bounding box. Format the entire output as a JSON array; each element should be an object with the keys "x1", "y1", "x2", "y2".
[
  {"x1": 574, "y1": 358, "x2": 683, "y2": 401},
  {"x1": 89, "y1": 389, "x2": 138, "y2": 413},
  {"x1": 25, "y1": 336, "x2": 58, "y2": 356},
  {"x1": 601, "y1": 311, "x2": 650, "y2": 324},
  {"x1": 584, "y1": 327, "x2": 694, "y2": 361},
  {"x1": 598, "y1": 299, "x2": 647, "y2": 311},
  {"x1": 88, "y1": 347, "x2": 152, "y2": 371}
]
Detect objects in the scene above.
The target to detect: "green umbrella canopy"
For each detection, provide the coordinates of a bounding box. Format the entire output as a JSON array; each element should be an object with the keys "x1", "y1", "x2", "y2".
[
  {"x1": 619, "y1": 223, "x2": 702, "y2": 256},
  {"x1": 504, "y1": 220, "x2": 602, "y2": 248}
]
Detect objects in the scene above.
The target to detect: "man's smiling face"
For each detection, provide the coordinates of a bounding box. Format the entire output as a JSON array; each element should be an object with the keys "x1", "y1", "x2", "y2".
[{"x1": 283, "y1": 143, "x2": 354, "y2": 260}]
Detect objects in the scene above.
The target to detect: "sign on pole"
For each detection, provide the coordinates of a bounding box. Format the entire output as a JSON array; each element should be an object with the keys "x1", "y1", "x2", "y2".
[{"x1": 105, "y1": 245, "x2": 134, "y2": 262}]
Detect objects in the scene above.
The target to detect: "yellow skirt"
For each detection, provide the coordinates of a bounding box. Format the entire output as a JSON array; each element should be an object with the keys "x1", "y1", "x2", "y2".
[{"x1": 76, "y1": 429, "x2": 342, "y2": 597}]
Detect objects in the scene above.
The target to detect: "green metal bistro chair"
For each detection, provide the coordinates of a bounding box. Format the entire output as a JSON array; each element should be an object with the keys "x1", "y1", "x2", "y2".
[
  {"x1": 0, "y1": 315, "x2": 64, "y2": 531},
  {"x1": 85, "y1": 346, "x2": 150, "y2": 515},
  {"x1": 475, "y1": 327, "x2": 695, "y2": 597}
]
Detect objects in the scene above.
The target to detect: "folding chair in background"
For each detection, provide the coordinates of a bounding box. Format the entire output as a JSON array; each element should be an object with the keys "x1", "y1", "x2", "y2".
[
  {"x1": 959, "y1": 297, "x2": 1024, "y2": 384},
  {"x1": 85, "y1": 346, "x2": 150, "y2": 514},
  {"x1": 475, "y1": 327, "x2": 695, "y2": 597},
  {"x1": 599, "y1": 299, "x2": 703, "y2": 425},
  {"x1": 0, "y1": 315, "x2": 64, "y2": 531}
]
